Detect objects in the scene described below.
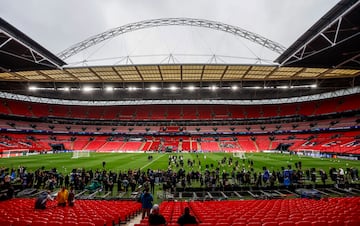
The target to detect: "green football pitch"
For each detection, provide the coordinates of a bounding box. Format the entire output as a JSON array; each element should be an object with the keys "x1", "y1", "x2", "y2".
[{"x1": 0, "y1": 152, "x2": 359, "y2": 175}]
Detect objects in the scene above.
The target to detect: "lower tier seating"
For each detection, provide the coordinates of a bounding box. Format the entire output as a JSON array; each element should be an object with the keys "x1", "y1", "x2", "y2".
[
  {"x1": 1, "y1": 131, "x2": 359, "y2": 155},
  {"x1": 0, "y1": 197, "x2": 359, "y2": 225},
  {"x1": 0, "y1": 199, "x2": 141, "y2": 226},
  {"x1": 135, "y1": 197, "x2": 360, "y2": 226}
]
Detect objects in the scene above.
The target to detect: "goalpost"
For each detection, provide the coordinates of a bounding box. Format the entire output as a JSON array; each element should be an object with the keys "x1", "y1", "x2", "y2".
[
  {"x1": 0, "y1": 149, "x2": 29, "y2": 158},
  {"x1": 233, "y1": 151, "x2": 246, "y2": 159},
  {"x1": 72, "y1": 150, "x2": 90, "y2": 159}
]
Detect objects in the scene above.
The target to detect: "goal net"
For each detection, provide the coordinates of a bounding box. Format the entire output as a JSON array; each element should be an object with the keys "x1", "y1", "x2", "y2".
[
  {"x1": 0, "y1": 149, "x2": 29, "y2": 158},
  {"x1": 72, "y1": 150, "x2": 90, "y2": 159},
  {"x1": 233, "y1": 151, "x2": 246, "y2": 159}
]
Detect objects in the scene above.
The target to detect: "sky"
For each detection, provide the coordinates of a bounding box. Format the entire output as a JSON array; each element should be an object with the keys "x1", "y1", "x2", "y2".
[{"x1": 1, "y1": 0, "x2": 340, "y2": 66}]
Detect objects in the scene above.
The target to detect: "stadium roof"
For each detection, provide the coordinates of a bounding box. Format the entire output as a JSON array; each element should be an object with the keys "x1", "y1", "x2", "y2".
[
  {"x1": 276, "y1": 0, "x2": 360, "y2": 69},
  {"x1": 0, "y1": 17, "x2": 66, "y2": 73},
  {"x1": 0, "y1": 1, "x2": 359, "y2": 101},
  {"x1": 0, "y1": 64, "x2": 358, "y2": 83}
]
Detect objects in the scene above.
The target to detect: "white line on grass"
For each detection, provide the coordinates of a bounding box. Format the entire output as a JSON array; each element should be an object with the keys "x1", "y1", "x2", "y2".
[{"x1": 140, "y1": 154, "x2": 165, "y2": 170}]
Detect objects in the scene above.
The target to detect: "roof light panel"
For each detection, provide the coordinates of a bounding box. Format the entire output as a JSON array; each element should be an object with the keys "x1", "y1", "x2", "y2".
[
  {"x1": 304, "y1": 68, "x2": 327, "y2": 73},
  {"x1": 72, "y1": 72, "x2": 95, "y2": 77},
  {"x1": 331, "y1": 69, "x2": 360, "y2": 75},
  {"x1": 0, "y1": 73, "x2": 16, "y2": 78},
  {"x1": 276, "y1": 67, "x2": 303, "y2": 72},
  {"x1": 40, "y1": 70, "x2": 64, "y2": 75},
  {"x1": 25, "y1": 75, "x2": 48, "y2": 80},
  {"x1": 244, "y1": 74, "x2": 267, "y2": 79},
  {"x1": 96, "y1": 71, "x2": 116, "y2": 76},
  {"x1": 251, "y1": 66, "x2": 275, "y2": 71},
  {"x1": 90, "y1": 67, "x2": 114, "y2": 72},
  {"x1": 78, "y1": 76, "x2": 100, "y2": 81},
  {"x1": 48, "y1": 73, "x2": 73, "y2": 78},
  {"x1": 66, "y1": 68, "x2": 91, "y2": 73},
  {"x1": 270, "y1": 71, "x2": 296, "y2": 76},
  {"x1": 100, "y1": 75, "x2": 121, "y2": 80},
  {"x1": 227, "y1": 65, "x2": 251, "y2": 70},
  {"x1": 113, "y1": 66, "x2": 136, "y2": 71},
  {"x1": 295, "y1": 72, "x2": 319, "y2": 77},
  {"x1": 182, "y1": 65, "x2": 203, "y2": 70},
  {"x1": 15, "y1": 71, "x2": 40, "y2": 76}
]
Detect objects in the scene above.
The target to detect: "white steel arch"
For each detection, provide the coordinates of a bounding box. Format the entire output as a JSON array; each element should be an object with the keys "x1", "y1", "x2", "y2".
[{"x1": 57, "y1": 18, "x2": 287, "y2": 60}]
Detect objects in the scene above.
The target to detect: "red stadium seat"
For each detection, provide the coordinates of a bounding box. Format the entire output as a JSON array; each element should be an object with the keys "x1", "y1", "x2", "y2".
[
  {"x1": 345, "y1": 221, "x2": 360, "y2": 226},
  {"x1": 78, "y1": 223, "x2": 95, "y2": 226},
  {"x1": 92, "y1": 218, "x2": 106, "y2": 226},
  {"x1": 232, "y1": 223, "x2": 247, "y2": 226},
  {"x1": 13, "y1": 220, "x2": 32, "y2": 226},
  {"x1": 0, "y1": 220, "x2": 13, "y2": 226},
  {"x1": 295, "y1": 222, "x2": 312, "y2": 226},
  {"x1": 262, "y1": 222, "x2": 278, "y2": 226},
  {"x1": 247, "y1": 223, "x2": 262, "y2": 226},
  {"x1": 278, "y1": 222, "x2": 295, "y2": 226},
  {"x1": 312, "y1": 221, "x2": 328, "y2": 226},
  {"x1": 30, "y1": 221, "x2": 47, "y2": 226},
  {"x1": 47, "y1": 222, "x2": 62, "y2": 226}
]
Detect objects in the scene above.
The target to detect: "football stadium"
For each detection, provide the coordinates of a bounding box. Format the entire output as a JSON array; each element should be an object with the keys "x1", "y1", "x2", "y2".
[{"x1": 0, "y1": 0, "x2": 360, "y2": 225}]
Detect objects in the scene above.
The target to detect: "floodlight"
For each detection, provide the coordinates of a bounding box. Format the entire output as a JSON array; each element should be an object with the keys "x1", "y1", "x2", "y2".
[
  {"x1": 59, "y1": 87, "x2": 70, "y2": 91},
  {"x1": 169, "y1": 86, "x2": 178, "y2": 91},
  {"x1": 28, "y1": 86, "x2": 37, "y2": 91},
  {"x1": 128, "y1": 86, "x2": 137, "y2": 91},
  {"x1": 210, "y1": 85, "x2": 217, "y2": 91},
  {"x1": 83, "y1": 86, "x2": 93, "y2": 92},
  {"x1": 149, "y1": 86, "x2": 159, "y2": 91},
  {"x1": 105, "y1": 86, "x2": 114, "y2": 92},
  {"x1": 231, "y1": 85, "x2": 238, "y2": 90},
  {"x1": 187, "y1": 86, "x2": 196, "y2": 91}
]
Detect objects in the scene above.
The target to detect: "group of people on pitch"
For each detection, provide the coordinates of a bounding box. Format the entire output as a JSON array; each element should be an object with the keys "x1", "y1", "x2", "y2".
[{"x1": 141, "y1": 187, "x2": 197, "y2": 225}]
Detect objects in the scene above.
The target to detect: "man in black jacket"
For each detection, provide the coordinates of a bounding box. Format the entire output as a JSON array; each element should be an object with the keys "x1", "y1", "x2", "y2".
[
  {"x1": 177, "y1": 207, "x2": 198, "y2": 225},
  {"x1": 149, "y1": 204, "x2": 166, "y2": 225}
]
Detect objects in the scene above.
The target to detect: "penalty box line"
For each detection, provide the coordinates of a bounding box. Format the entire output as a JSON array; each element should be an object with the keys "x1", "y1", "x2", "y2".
[{"x1": 140, "y1": 154, "x2": 166, "y2": 170}]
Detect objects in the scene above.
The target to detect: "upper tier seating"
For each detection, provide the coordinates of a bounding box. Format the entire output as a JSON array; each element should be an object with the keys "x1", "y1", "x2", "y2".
[{"x1": 1, "y1": 94, "x2": 359, "y2": 120}]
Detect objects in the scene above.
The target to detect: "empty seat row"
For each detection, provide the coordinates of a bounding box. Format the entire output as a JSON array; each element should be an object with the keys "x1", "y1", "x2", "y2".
[{"x1": 0, "y1": 198, "x2": 141, "y2": 226}]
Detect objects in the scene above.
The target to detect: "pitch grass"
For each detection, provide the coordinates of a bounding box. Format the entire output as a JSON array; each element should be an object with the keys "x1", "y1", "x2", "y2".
[
  {"x1": 1, "y1": 152, "x2": 359, "y2": 176},
  {"x1": 1, "y1": 152, "x2": 359, "y2": 203}
]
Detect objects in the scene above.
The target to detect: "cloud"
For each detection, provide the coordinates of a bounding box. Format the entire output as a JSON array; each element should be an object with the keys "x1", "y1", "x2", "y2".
[{"x1": 1, "y1": 0, "x2": 340, "y2": 64}]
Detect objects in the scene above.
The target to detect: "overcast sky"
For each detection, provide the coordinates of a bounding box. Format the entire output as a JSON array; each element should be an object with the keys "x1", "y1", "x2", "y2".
[{"x1": 2, "y1": 0, "x2": 340, "y2": 66}]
